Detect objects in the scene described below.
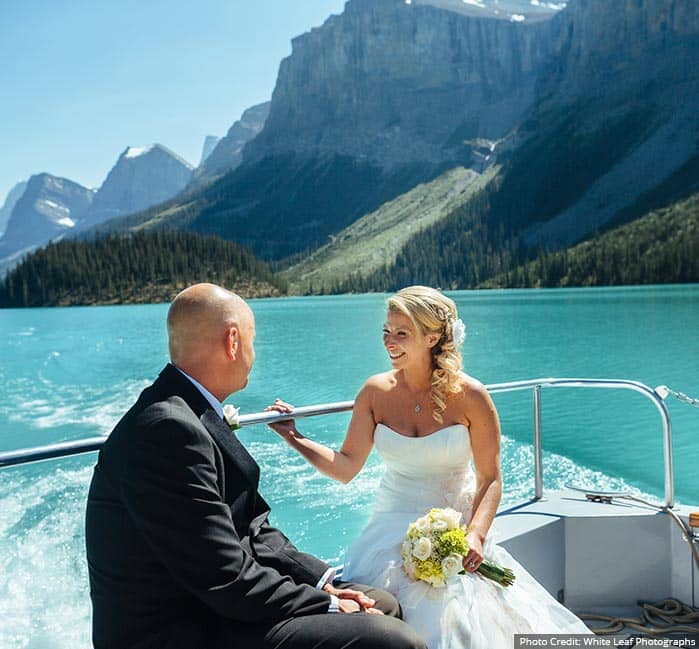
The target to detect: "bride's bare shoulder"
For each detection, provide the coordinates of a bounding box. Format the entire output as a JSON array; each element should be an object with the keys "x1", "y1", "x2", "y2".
[
  {"x1": 456, "y1": 372, "x2": 490, "y2": 401},
  {"x1": 361, "y1": 371, "x2": 398, "y2": 394}
]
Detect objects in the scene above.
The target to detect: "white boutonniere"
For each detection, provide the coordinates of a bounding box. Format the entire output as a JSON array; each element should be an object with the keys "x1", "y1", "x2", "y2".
[{"x1": 223, "y1": 404, "x2": 241, "y2": 430}]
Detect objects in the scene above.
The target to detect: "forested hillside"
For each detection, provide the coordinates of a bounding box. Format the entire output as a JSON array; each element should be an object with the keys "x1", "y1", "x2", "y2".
[
  {"x1": 331, "y1": 191, "x2": 699, "y2": 293},
  {"x1": 0, "y1": 230, "x2": 286, "y2": 307},
  {"x1": 489, "y1": 193, "x2": 699, "y2": 288}
]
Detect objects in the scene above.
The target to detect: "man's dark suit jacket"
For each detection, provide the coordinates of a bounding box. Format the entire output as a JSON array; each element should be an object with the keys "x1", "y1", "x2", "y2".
[{"x1": 85, "y1": 364, "x2": 332, "y2": 649}]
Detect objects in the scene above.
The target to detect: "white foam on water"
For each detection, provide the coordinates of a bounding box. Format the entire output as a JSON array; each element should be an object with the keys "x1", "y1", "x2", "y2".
[
  {"x1": 499, "y1": 434, "x2": 656, "y2": 505},
  {"x1": 6, "y1": 378, "x2": 149, "y2": 436},
  {"x1": 0, "y1": 465, "x2": 93, "y2": 649}
]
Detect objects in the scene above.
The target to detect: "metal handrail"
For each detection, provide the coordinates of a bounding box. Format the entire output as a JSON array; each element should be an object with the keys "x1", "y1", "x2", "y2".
[
  {"x1": 484, "y1": 378, "x2": 673, "y2": 507},
  {"x1": 0, "y1": 379, "x2": 673, "y2": 507}
]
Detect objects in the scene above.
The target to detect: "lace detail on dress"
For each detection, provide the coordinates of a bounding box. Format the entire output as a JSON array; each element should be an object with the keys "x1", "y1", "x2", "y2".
[{"x1": 440, "y1": 470, "x2": 475, "y2": 515}]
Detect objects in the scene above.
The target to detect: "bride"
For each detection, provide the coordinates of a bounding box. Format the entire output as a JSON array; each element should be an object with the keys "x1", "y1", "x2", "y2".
[{"x1": 266, "y1": 285, "x2": 590, "y2": 648}]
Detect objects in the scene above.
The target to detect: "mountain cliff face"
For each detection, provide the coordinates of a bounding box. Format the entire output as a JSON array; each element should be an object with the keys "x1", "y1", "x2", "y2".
[
  {"x1": 0, "y1": 174, "x2": 94, "y2": 271},
  {"x1": 413, "y1": 0, "x2": 565, "y2": 22},
  {"x1": 116, "y1": 0, "x2": 564, "y2": 260},
  {"x1": 199, "y1": 136, "x2": 221, "y2": 165},
  {"x1": 543, "y1": 0, "x2": 699, "y2": 102},
  {"x1": 245, "y1": 0, "x2": 557, "y2": 169},
  {"x1": 94, "y1": 0, "x2": 696, "y2": 280},
  {"x1": 495, "y1": 0, "x2": 699, "y2": 245},
  {"x1": 0, "y1": 181, "x2": 28, "y2": 237},
  {"x1": 83, "y1": 144, "x2": 193, "y2": 229},
  {"x1": 194, "y1": 102, "x2": 270, "y2": 181}
]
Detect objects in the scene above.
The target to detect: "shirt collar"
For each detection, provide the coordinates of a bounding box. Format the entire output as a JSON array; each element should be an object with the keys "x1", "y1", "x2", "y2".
[{"x1": 175, "y1": 366, "x2": 224, "y2": 419}]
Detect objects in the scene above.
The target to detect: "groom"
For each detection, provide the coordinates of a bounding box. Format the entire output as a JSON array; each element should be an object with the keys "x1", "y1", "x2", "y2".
[{"x1": 85, "y1": 283, "x2": 426, "y2": 649}]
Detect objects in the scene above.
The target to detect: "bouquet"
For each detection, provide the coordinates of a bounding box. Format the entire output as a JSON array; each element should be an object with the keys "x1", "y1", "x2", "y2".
[{"x1": 401, "y1": 507, "x2": 515, "y2": 588}]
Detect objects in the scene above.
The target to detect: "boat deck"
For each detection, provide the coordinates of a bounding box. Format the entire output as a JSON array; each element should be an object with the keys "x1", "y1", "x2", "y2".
[{"x1": 496, "y1": 488, "x2": 698, "y2": 628}]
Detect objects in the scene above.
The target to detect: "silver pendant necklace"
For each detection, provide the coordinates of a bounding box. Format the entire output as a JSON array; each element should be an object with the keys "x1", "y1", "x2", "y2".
[{"x1": 413, "y1": 385, "x2": 430, "y2": 414}]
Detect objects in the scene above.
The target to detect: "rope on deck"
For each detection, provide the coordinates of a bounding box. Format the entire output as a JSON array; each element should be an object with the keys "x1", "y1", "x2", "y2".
[{"x1": 579, "y1": 598, "x2": 699, "y2": 636}]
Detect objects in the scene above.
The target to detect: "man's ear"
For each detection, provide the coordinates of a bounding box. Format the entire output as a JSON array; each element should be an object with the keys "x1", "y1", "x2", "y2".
[{"x1": 227, "y1": 326, "x2": 240, "y2": 359}]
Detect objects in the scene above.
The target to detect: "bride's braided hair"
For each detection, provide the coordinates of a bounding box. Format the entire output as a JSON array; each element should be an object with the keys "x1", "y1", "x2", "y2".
[{"x1": 387, "y1": 286, "x2": 464, "y2": 424}]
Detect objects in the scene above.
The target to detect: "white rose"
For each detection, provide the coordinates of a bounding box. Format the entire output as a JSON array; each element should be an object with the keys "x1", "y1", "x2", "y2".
[
  {"x1": 223, "y1": 405, "x2": 240, "y2": 429},
  {"x1": 401, "y1": 541, "x2": 412, "y2": 559},
  {"x1": 431, "y1": 519, "x2": 448, "y2": 532},
  {"x1": 441, "y1": 553, "x2": 463, "y2": 578},
  {"x1": 412, "y1": 536, "x2": 433, "y2": 561},
  {"x1": 437, "y1": 507, "x2": 463, "y2": 529},
  {"x1": 415, "y1": 516, "x2": 431, "y2": 534}
]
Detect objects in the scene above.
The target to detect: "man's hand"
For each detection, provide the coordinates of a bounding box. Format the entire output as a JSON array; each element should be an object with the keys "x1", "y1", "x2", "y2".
[{"x1": 323, "y1": 584, "x2": 384, "y2": 615}]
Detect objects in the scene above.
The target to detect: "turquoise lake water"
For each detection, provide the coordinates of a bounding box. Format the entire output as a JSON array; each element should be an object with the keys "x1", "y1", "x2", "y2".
[{"x1": 0, "y1": 285, "x2": 698, "y2": 648}]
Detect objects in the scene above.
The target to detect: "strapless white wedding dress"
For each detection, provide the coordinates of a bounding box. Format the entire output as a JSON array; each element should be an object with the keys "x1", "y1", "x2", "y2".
[{"x1": 343, "y1": 424, "x2": 590, "y2": 649}]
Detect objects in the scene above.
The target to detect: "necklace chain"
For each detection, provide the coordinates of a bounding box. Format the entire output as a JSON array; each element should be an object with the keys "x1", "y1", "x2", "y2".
[{"x1": 413, "y1": 386, "x2": 431, "y2": 413}]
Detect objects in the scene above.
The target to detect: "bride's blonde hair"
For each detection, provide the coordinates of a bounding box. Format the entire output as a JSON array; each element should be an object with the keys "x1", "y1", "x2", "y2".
[{"x1": 387, "y1": 286, "x2": 464, "y2": 424}]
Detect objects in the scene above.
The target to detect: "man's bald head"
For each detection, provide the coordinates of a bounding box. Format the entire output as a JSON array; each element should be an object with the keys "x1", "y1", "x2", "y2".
[{"x1": 167, "y1": 283, "x2": 249, "y2": 367}]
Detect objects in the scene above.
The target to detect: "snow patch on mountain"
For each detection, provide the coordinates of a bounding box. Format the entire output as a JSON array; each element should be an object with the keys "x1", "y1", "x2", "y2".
[
  {"x1": 124, "y1": 145, "x2": 154, "y2": 159},
  {"x1": 414, "y1": 0, "x2": 565, "y2": 21},
  {"x1": 531, "y1": 0, "x2": 566, "y2": 10}
]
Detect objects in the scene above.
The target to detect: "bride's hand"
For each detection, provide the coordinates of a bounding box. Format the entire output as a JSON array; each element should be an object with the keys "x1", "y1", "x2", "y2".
[
  {"x1": 463, "y1": 530, "x2": 484, "y2": 573},
  {"x1": 264, "y1": 398, "x2": 297, "y2": 438}
]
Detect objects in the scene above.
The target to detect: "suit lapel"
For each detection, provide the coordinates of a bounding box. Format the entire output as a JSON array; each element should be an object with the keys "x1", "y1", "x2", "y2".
[
  {"x1": 155, "y1": 364, "x2": 261, "y2": 488},
  {"x1": 201, "y1": 410, "x2": 260, "y2": 488}
]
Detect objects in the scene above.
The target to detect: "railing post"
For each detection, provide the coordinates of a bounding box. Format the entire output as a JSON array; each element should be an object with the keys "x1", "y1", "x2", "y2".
[
  {"x1": 658, "y1": 396, "x2": 674, "y2": 509},
  {"x1": 533, "y1": 385, "x2": 543, "y2": 499}
]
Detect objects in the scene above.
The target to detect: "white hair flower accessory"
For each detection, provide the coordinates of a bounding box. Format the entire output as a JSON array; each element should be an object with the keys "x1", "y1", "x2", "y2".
[
  {"x1": 223, "y1": 404, "x2": 241, "y2": 430},
  {"x1": 451, "y1": 319, "x2": 466, "y2": 346}
]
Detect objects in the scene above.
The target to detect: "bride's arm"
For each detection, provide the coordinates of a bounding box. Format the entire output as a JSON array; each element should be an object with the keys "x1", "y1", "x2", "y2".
[
  {"x1": 463, "y1": 381, "x2": 502, "y2": 569},
  {"x1": 266, "y1": 382, "x2": 376, "y2": 484}
]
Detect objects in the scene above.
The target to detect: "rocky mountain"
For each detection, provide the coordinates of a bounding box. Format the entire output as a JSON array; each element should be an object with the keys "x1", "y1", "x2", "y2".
[
  {"x1": 0, "y1": 174, "x2": 94, "y2": 273},
  {"x1": 194, "y1": 102, "x2": 270, "y2": 181},
  {"x1": 101, "y1": 0, "x2": 565, "y2": 258},
  {"x1": 85, "y1": 0, "x2": 697, "y2": 291},
  {"x1": 0, "y1": 144, "x2": 195, "y2": 275},
  {"x1": 0, "y1": 181, "x2": 28, "y2": 236},
  {"x1": 82, "y1": 144, "x2": 193, "y2": 230},
  {"x1": 245, "y1": 0, "x2": 557, "y2": 169},
  {"x1": 492, "y1": 0, "x2": 699, "y2": 246},
  {"x1": 413, "y1": 0, "x2": 566, "y2": 22},
  {"x1": 199, "y1": 136, "x2": 221, "y2": 165}
]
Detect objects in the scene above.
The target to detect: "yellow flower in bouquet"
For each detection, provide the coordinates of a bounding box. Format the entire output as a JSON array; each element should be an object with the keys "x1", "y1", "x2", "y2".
[{"x1": 401, "y1": 507, "x2": 515, "y2": 588}]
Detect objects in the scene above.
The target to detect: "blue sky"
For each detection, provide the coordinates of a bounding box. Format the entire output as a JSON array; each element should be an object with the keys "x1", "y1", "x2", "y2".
[{"x1": 0, "y1": 0, "x2": 347, "y2": 203}]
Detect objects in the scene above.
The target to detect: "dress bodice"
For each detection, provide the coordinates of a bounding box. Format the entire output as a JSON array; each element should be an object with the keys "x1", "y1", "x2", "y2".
[{"x1": 371, "y1": 423, "x2": 476, "y2": 516}]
